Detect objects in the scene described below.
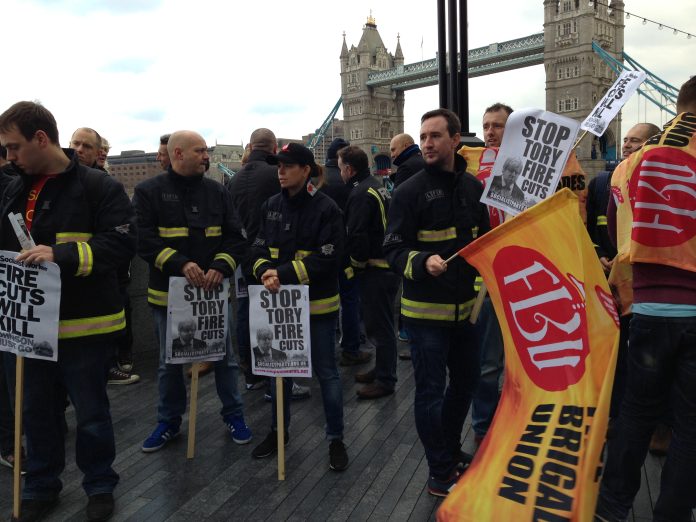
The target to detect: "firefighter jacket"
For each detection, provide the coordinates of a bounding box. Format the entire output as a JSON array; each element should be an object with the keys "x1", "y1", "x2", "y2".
[
  {"x1": 383, "y1": 159, "x2": 490, "y2": 326},
  {"x1": 0, "y1": 150, "x2": 136, "y2": 341},
  {"x1": 344, "y1": 170, "x2": 391, "y2": 272},
  {"x1": 249, "y1": 183, "x2": 343, "y2": 316},
  {"x1": 133, "y1": 168, "x2": 247, "y2": 308}
]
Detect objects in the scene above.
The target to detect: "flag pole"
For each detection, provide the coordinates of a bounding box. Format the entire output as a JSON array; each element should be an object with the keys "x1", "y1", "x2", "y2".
[
  {"x1": 13, "y1": 356, "x2": 25, "y2": 520},
  {"x1": 186, "y1": 362, "x2": 200, "y2": 459},
  {"x1": 276, "y1": 377, "x2": 285, "y2": 480}
]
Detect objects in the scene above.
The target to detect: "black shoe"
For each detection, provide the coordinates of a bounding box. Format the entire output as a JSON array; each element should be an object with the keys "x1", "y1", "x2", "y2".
[
  {"x1": 329, "y1": 440, "x2": 348, "y2": 471},
  {"x1": 86, "y1": 493, "x2": 114, "y2": 522},
  {"x1": 251, "y1": 430, "x2": 289, "y2": 459},
  {"x1": 11, "y1": 497, "x2": 59, "y2": 522},
  {"x1": 340, "y1": 351, "x2": 372, "y2": 367}
]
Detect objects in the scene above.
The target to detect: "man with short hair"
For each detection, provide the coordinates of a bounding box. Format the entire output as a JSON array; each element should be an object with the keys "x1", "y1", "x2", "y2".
[
  {"x1": 338, "y1": 145, "x2": 399, "y2": 399},
  {"x1": 390, "y1": 133, "x2": 425, "y2": 188},
  {"x1": 489, "y1": 156, "x2": 525, "y2": 204},
  {"x1": 252, "y1": 328, "x2": 287, "y2": 364},
  {"x1": 621, "y1": 122, "x2": 661, "y2": 159},
  {"x1": 482, "y1": 103, "x2": 512, "y2": 148},
  {"x1": 595, "y1": 76, "x2": 696, "y2": 522},
  {"x1": 70, "y1": 127, "x2": 102, "y2": 168},
  {"x1": 384, "y1": 109, "x2": 490, "y2": 497},
  {"x1": 0, "y1": 101, "x2": 136, "y2": 521},
  {"x1": 96, "y1": 137, "x2": 110, "y2": 171},
  {"x1": 134, "y1": 130, "x2": 252, "y2": 453},
  {"x1": 156, "y1": 133, "x2": 171, "y2": 171}
]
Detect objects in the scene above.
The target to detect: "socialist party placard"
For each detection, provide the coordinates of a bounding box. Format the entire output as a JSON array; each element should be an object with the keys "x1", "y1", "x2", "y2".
[
  {"x1": 0, "y1": 251, "x2": 60, "y2": 361},
  {"x1": 248, "y1": 284, "x2": 311, "y2": 378},
  {"x1": 165, "y1": 277, "x2": 229, "y2": 364},
  {"x1": 481, "y1": 108, "x2": 580, "y2": 216},
  {"x1": 581, "y1": 70, "x2": 647, "y2": 137}
]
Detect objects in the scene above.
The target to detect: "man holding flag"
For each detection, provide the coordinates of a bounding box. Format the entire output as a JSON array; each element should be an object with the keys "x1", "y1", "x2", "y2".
[{"x1": 384, "y1": 109, "x2": 490, "y2": 496}]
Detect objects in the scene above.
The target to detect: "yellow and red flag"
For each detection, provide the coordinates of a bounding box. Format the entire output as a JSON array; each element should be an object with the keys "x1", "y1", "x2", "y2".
[{"x1": 438, "y1": 189, "x2": 619, "y2": 522}]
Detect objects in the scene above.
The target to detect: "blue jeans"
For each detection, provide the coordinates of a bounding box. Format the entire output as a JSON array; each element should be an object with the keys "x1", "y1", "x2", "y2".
[
  {"x1": 236, "y1": 296, "x2": 252, "y2": 378},
  {"x1": 22, "y1": 339, "x2": 119, "y2": 499},
  {"x1": 407, "y1": 321, "x2": 480, "y2": 480},
  {"x1": 338, "y1": 271, "x2": 361, "y2": 354},
  {"x1": 270, "y1": 314, "x2": 344, "y2": 440},
  {"x1": 597, "y1": 314, "x2": 696, "y2": 522},
  {"x1": 471, "y1": 297, "x2": 504, "y2": 437},
  {"x1": 152, "y1": 306, "x2": 244, "y2": 426}
]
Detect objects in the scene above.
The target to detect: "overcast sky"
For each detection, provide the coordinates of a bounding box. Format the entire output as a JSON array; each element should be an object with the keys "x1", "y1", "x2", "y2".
[{"x1": 2, "y1": 0, "x2": 693, "y2": 154}]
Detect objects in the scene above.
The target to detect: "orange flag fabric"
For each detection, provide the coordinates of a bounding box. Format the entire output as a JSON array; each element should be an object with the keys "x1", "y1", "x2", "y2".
[{"x1": 438, "y1": 189, "x2": 619, "y2": 522}]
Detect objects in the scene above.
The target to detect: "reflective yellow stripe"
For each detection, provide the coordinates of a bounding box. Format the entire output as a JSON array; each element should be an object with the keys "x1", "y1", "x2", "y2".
[
  {"x1": 417, "y1": 227, "x2": 457, "y2": 242},
  {"x1": 214, "y1": 253, "x2": 236, "y2": 271},
  {"x1": 404, "y1": 251, "x2": 419, "y2": 280},
  {"x1": 367, "y1": 187, "x2": 387, "y2": 230},
  {"x1": 401, "y1": 297, "x2": 475, "y2": 322},
  {"x1": 473, "y1": 275, "x2": 483, "y2": 292},
  {"x1": 367, "y1": 258, "x2": 389, "y2": 269},
  {"x1": 344, "y1": 266, "x2": 354, "y2": 279},
  {"x1": 597, "y1": 215, "x2": 608, "y2": 226},
  {"x1": 310, "y1": 294, "x2": 340, "y2": 315},
  {"x1": 56, "y1": 232, "x2": 93, "y2": 244},
  {"x1": 292, "y1": 260, "x2": 310, "y2": 284},
  {"x1": 158, "y1": 227, "x2": 189, "y2": 238},
  {"x1": 205, "y1": 226, "x2": 222, "y2": 237},
  {"x1": 472, "y1": 226, "x2": 480, "y2": 239},
  {"x1": 295, "y1": 250, "x2": 313, "y2": 260},
  {"x1": 147, "y1": 288, "x2": 168, "y2": 306},
  {"x1": 253, "y1": 258, "x2": 271, "y2": 275},
  {"x1": 270, "y1": 247, "x2": 279, "y2": 259},
  {"x1": 75, "y1": 242, "x2": 93, "y2": 277},
  {"x1": 58, "y1": 310, "x2": 126, "y2": 339},
  {"x1": 155, "y1": 248, "x2": 176, "y2": 271},
  {"x1": 350, "y1": 257, "x2": 367, "y2": 269}
]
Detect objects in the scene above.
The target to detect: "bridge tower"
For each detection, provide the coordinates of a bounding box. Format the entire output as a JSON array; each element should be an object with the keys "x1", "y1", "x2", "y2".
[
  {"x1": 341, "y1": 15, "x2": 404, "y2": 165},
  {"x1": 544, "y1": 0, "x2": 625, "y2": 169}
]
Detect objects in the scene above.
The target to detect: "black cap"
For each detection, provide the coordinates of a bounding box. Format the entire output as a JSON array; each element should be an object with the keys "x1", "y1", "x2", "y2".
[
  {"x1": 267, "y1": 143, "x2": 316, "y2": 167},
  {"x1": 326, "y1": 137, "x2": 349, "y2": 160}
]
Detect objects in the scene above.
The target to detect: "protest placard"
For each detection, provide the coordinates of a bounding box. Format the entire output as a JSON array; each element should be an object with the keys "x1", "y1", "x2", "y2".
[
  {"x1": 581, "y1": 70, "x2": 647, "y2": 137},
  {"x1": 0, "y1": 250, "x2": 60, "y2": 361},
  {"x1": 165, "y1": 277, "x2": 228, "y2": 364},
  {"x1": 249, "y1": 284, "x2": 311, "y2": 378},
  {"x1": 481, "y1": 108, "x2": 580, "y2": 216}
]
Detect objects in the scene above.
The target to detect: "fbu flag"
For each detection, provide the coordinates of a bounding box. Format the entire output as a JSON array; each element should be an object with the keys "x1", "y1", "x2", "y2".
[{"x1": 438, "y1": 189, "x2": 619, "y2": 521}]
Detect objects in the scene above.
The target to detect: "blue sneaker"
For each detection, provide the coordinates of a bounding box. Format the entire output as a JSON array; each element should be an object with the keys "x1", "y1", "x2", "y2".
[
  {"x1": 142, "y1": 422, "x2": 180, "y2": 453},
  {"x1": 225, "y1": 415, "x2": 252, "y2": 445}
]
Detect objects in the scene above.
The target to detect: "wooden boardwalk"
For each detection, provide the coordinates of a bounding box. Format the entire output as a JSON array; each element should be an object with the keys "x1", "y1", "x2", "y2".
[{"x1": 0, "y1": 342, "x2": 692, "y2": 521}]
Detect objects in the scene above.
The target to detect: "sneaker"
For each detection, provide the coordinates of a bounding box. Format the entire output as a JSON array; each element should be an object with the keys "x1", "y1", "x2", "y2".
[
  {"x1": 142, "y1": 422, "x2": 180, "y2": 452},
  {"x1": 329, "y1": 440, "x2": 348, "y2": 471},
  {"x1": 225, "y1": 415, "x2": 252, "y2": 444},
  {"x1": 12, "y1": 497, "x2": 59, "y2": 521},
  {"x1": 427, "y1": 470, "x2": 461, "y2": 497},
  {"x1": 398, "y1": 329, "x2": 410, "y2": 343},
  {"x1": 245, "y1": 374, "x2": 267, "y2": 391},
  {"x1": 340, "y1": 351, "x2": 372, "y2": 367},
  {"x1": 291, "y1": 382, "x2": 311, "y2": 400},
  {"x1": 0, "y1": 452, "x2": 26, "y2": 475},
  {"x1": 117, "y1": 358, "x2": 133, "y2": 373},
  {"x1": 264, "y1": 391, "x2": 272, "y2": 402},
  {"x1": 252, "y1": 430, "x2": 289, "y2": 459},
  {"x1": 107, "y1": 367, "x2": 140, "y2": 385},
  {"x1": 86, "y1": 493, "x2": 114, "y2": 522}
]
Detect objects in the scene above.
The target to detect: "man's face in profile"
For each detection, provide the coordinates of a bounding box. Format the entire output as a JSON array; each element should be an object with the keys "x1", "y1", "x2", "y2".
[
  {"x1": 179, "y1": 322, "x2": 196, "y2": 344},
  {"x1": 257, "y1": 331, "x2": 273, "y2": 352}
]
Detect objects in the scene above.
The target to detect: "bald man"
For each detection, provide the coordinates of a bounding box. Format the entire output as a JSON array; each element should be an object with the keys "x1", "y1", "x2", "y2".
[
  {"x1": 390, "y1": 133, "x2": 425, "y2": 188},
  {"x1": 621, "y1": 122, "x2": 661, "y2": 159},
  {"x1": 70, "y1": 127, "x2": 102, "y2": 167},
  {"x1": 134, "y1": 130, "x2": 253, "y2": 451}
]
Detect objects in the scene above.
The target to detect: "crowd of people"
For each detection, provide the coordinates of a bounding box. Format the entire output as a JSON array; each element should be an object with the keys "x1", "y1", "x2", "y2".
[{"x1": 0, "y1": 74, "x2": 694, "y2": 522}]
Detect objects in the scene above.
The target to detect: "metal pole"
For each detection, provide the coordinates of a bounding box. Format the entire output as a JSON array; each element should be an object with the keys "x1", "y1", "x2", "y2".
[
  {"x1": 458, "y1": 0, "x2": 469, "y2": 131},
  {"x1": 437, "y1": 0, "x2": 448, "y2": 108},
  {"x1": 448, "y1": 0, "x2": 458, "y2": 114}
]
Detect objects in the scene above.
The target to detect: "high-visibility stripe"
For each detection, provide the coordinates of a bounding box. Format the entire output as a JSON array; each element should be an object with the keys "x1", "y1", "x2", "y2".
[
  {"x1": 205, "y1": 226, "x2": 222, "y2": 237},
  {"x1": 158, "y1": 227, "x2": 189, "y2": 238},
  {"x1": 472, "y1": 226, "x2": 480, "y2": 239},
  {"x1": 270, "y1": 247, "x2": 280, "y2": 259},
  {"x1": 310, "y1": 294, "x2": 340, "y2": 315},
  {"x1": 147, "y1": 288, "x2": 168, "y2": 306},
  {"x1": 56, "y1": 232, "x2": 93, "y2": 244},
  {"x1": 214, "y1": 253, "x2": 236, "y2": 271},
  {"x1": 292, "y1": 260, "x2": 310, "y2": 284},
  {"x1": 474, "y1": 275, "x2": 483, "y2": 292},
  {"x1": 597, "y1": 215, "x2": 608, "y2": 226},
  {"x1": 344, "y1": 266, "x2": 354, "y2": 279},
  {"x1": 367, "y1": 187, "x2": 387, "y2": 230},
  {"x1": 350, "y1": 257, "x2": 367, "y2": 269},
  {"x1": 417, "y1": 227, "x2": 457, "y2": 242},
  {"x1": 404, "y1": 251, "x2": 419, "y2": 280},
  {"x1": 295, "y1": 250, "x2": 313, "y2": 260},
  {"x1": 367, "y1": 258, "x2": 389, "y2": 269},
  {"x1": 75, "y1": 242, "x2": 93, "y2": 277},
  {"x1": 401, "y1": 297, "x2": 475, "y2": 322},
  {"x1": 253, "y1": 258, "x2": 271, "y2": 275},
  {"x1": 58, "y1": 309, "x2": 126, "y2": 339},
  {"x1": 155, "y1": 248, "x2": 177, "y2": 271}
]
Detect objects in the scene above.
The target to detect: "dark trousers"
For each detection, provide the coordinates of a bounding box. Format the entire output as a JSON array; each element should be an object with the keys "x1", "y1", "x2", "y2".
[
  {"x1": 597, "y1": 314, "x2": 696, "y2": 522},
  {"x1": 358, "y1": 268, "x2": 399, "y2": 388},
  {"x1": 0, "y1": 352, "x2": 15, "y2": 455}
]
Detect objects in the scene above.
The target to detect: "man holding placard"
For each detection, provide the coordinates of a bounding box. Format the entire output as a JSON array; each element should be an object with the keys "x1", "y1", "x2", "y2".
[
  {"x1": 134, "y1": 130, "x2": 252, "y2": 454},
  {"x1": 0, "y1": 101, "x2": 136, "y2": 522}
]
